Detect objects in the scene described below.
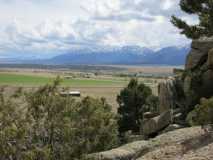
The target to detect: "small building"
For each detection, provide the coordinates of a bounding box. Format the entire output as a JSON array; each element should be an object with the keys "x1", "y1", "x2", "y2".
[
  {"x1": 60, "y1": 91, "x2": 81, "y2": 97},
  {"x1": 64, "y1": 76, "x2": 73, "y2": 79}
]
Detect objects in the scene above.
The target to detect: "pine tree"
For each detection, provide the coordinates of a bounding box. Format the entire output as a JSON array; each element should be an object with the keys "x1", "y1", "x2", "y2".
[
  {"x1": 117, "y1": 79, "x2": 152, "y2": 134},
  {"x1": 171, "y1": 0, "x2": 213, "y2": 39}
]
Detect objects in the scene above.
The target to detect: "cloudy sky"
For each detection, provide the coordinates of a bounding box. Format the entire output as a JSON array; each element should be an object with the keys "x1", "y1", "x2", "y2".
[{"x1": 0, "y1": 0, "x2": 198, "y2": 58}]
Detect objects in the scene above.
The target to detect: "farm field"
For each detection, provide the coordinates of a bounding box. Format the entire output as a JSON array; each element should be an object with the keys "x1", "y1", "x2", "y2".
[
  {"x1": 0, "y1": 72, "x2": 128, "y2": 110},
  {"x1": 0, "y1": 66, "x2": 170, "y2": 110},
  {"x1": 0, "y1": 73, "x2": 127, "y2": 87}
]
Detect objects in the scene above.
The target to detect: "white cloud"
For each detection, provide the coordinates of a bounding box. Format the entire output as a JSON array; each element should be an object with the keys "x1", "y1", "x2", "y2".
[
  {"x1": 0, "y1": 0, "x2": 195, "y2": 58},
  {"x1": 162, "y1": 0, "x2": 175, "y2": 10}
]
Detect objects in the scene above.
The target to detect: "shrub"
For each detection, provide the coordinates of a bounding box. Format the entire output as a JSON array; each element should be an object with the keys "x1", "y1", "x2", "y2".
[
  {"x1": 187, "y1": 97, "x2": 213, "y2": 126},
  {"x1": 0, "y1": 78, "x2": 118, "y2": 160}
]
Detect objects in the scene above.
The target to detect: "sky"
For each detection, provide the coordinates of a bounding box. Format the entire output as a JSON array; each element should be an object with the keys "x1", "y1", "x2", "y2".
[{"x1": 0, "y1": 0, "x2": 198, "y2": 58}]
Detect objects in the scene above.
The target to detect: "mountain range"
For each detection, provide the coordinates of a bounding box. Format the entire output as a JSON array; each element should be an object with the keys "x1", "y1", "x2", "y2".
[
  {"x1": 45, "y1": 45, "x2": 190, "y2": 65},
  {"x1": 0, "y1": 45, "x2": 190, "y2": 65}
]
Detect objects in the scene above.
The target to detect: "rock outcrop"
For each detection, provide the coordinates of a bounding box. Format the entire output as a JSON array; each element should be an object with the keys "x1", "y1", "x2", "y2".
[
  {"x1": 142, "y1": 111, "x2": 172, "y2": 137},
  {"x1": 89, "y1": 127, "x2": 213, "y2": 160},
  {"x1": 183, "y1": 37, "x2": 213, "y2": 108},
  {"x1": 158, "y1": 79, "x2": 176, "y2": 113},
  {"x1": 140, "y1": 37, "x2": 213, "y2": 138},
  {"x1": 185, "y1": 37, "x2": 213, "y2": 70}
]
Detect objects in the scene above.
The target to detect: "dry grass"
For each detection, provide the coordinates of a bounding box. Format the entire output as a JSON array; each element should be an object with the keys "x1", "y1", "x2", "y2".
[{"x1": 108, "y1": 65, "x2": 183, "y2": 74}]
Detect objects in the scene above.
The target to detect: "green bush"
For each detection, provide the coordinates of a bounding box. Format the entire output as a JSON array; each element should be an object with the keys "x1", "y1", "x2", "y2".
[
  {"x1": 187, "y1": 97, "x2": 213, "y2": 126},
  {"x1": 0, "y1": 78, "x2": 118, "y2": 160}
]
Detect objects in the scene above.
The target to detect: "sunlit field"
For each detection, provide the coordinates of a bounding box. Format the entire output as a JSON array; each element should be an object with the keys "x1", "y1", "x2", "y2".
[
  {"x1": 0, "y1": 70, "x2": 162, "y2": 111},
  {"x1": 0, "y1": 73, "x2": 127, "y2": 87}
]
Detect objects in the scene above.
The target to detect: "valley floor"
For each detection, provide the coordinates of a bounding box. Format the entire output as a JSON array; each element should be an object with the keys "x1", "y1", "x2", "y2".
[{"x1": 0, "y1": 65, "x2": 175, "y2": 110}]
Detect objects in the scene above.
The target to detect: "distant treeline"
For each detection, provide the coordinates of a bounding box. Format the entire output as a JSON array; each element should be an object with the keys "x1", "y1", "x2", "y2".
[{"x1": 0, "y1": 63, "x2": 125, "y2": 72}]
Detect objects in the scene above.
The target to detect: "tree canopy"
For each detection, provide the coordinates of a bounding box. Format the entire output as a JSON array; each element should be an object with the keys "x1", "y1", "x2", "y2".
[
  {"x1": 171, "y1": 0, "x2": 213, "y2": 39},
  {"x1": 117, "y1": 79, "x2": 153, "y2": 134}
]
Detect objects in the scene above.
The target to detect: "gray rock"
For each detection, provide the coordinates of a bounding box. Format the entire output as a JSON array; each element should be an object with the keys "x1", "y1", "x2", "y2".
[
  {"x1": 185, "y1": 37, "x2": 213, "y2": 70},
  {"x1": 137, "y1": 126, "x2": 213, "y2": 160},
  {"x1": 88, "y1": 140, "x2": 149, "y2": 160},
  {"x1": 183, "y1": 38, "x2": 213, "y2": 103},
  {"x1": 161, "y1": 124, "x2": 184, "y2": 134},
  {"x1": 191, "y1": 37, "x2": 213, "y2": 52},
  {"x1": 125, "y1": 135, "x2": 145, "y2": 144},
  {"x1": 158, "y1": 80, "x2": 175, "y2": 113},
  {"x1": 142, "y1": 111, "x2": 172, "y2": 136},
  {"x1": 208, "y1": 48, "x2": 213, "y2": 68},
  {"x1": 183, "y1": 75, "x2": 192, "y2": 96},
  {"x1": 201, "y1": 69, "x2": 213, "y2": 97},
  {"x1": 185, "y1": 48, "x2": 206, "y2": 70},
  {"x1": 173, "y1": 113, "x2": 184, "y2": 124},
  {"x1": 89, "y1": 127, "x2": 205, "y2": 160},
  {"x1": 172, "y1": 108, "x2": 182, "y2": 115},
  {"x1": 143, "y1": 112, "x2": 158, "y2": 120}
]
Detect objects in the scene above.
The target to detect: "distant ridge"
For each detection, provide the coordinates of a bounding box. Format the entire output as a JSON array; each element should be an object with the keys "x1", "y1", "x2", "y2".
[
  {"x1": 0, "y1": 45, "x2": 190, "y2": 65},
  {"x1": 46, "y1": 45, "x2": 190, "y2": 65}
]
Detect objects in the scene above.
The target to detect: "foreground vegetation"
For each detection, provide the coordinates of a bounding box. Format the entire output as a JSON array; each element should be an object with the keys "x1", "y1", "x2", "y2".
[
  {"x1": 0, "y1": 78, "x2": 118, "y2": 160},
  {"x1": 187, "y1": 97, "x2": 213, "y2": 126},
  {"x1": 1, "y1": 76, "x2": 213, "y2": 160}
]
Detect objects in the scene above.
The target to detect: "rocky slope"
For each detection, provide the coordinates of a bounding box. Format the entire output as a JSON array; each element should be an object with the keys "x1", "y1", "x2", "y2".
[{"x1": 90, "y1": 127, "x2": 213, "y2": 160}]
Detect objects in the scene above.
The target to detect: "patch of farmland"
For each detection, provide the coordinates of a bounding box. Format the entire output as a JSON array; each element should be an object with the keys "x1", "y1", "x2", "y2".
[{"x1": 0, "y1": 73, "x2": 128, "y2": 87}]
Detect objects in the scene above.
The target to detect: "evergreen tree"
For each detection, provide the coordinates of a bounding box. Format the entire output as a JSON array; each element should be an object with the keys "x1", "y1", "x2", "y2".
[
  {"x1": 171, "y1": 0, "x2": 213, "y2": 39},
  {"x1": 117, "y1": 79, "x2": 152, "y2": 134}
]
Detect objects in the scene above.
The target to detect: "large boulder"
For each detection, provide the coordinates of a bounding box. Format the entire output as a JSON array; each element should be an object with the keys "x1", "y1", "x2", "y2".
[
  {"x1": 89, "y1": 127, "x2": 211, "y2": 160},
  {"x1": 181, "y1": 37, "x2": 213, "y2": 110},
  {"x1": 142, "y1": 111, "x2": 172, "y2": 136},
  {"x1": 185, "y1": 37, "x2": 213, "y2": 70}
]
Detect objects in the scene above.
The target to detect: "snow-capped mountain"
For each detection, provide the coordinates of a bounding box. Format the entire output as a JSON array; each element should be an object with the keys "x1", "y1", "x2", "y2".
[{"x1": 46, "y1": 45, "x2": 189, "y2": 65}]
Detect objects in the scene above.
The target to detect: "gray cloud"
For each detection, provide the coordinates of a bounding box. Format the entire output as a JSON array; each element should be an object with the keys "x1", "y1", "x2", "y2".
[
  {"x1": 0, "y1": 19, "x2": 116, "y2": 58},
  {"x1": 0, "y1": 0, "x2": 196, "y2": 58},
  {"x1": 88, "y1": 0, "x2": 188, "y2": 23}
]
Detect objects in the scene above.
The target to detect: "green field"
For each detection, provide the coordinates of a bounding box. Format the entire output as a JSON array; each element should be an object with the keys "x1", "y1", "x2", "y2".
[
  {"x1": 0, "y1": 72, "x2": 160, "y2": 110},
  {"x1": 0, "y1": 73, "x2": 127, "y2": 87}
]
